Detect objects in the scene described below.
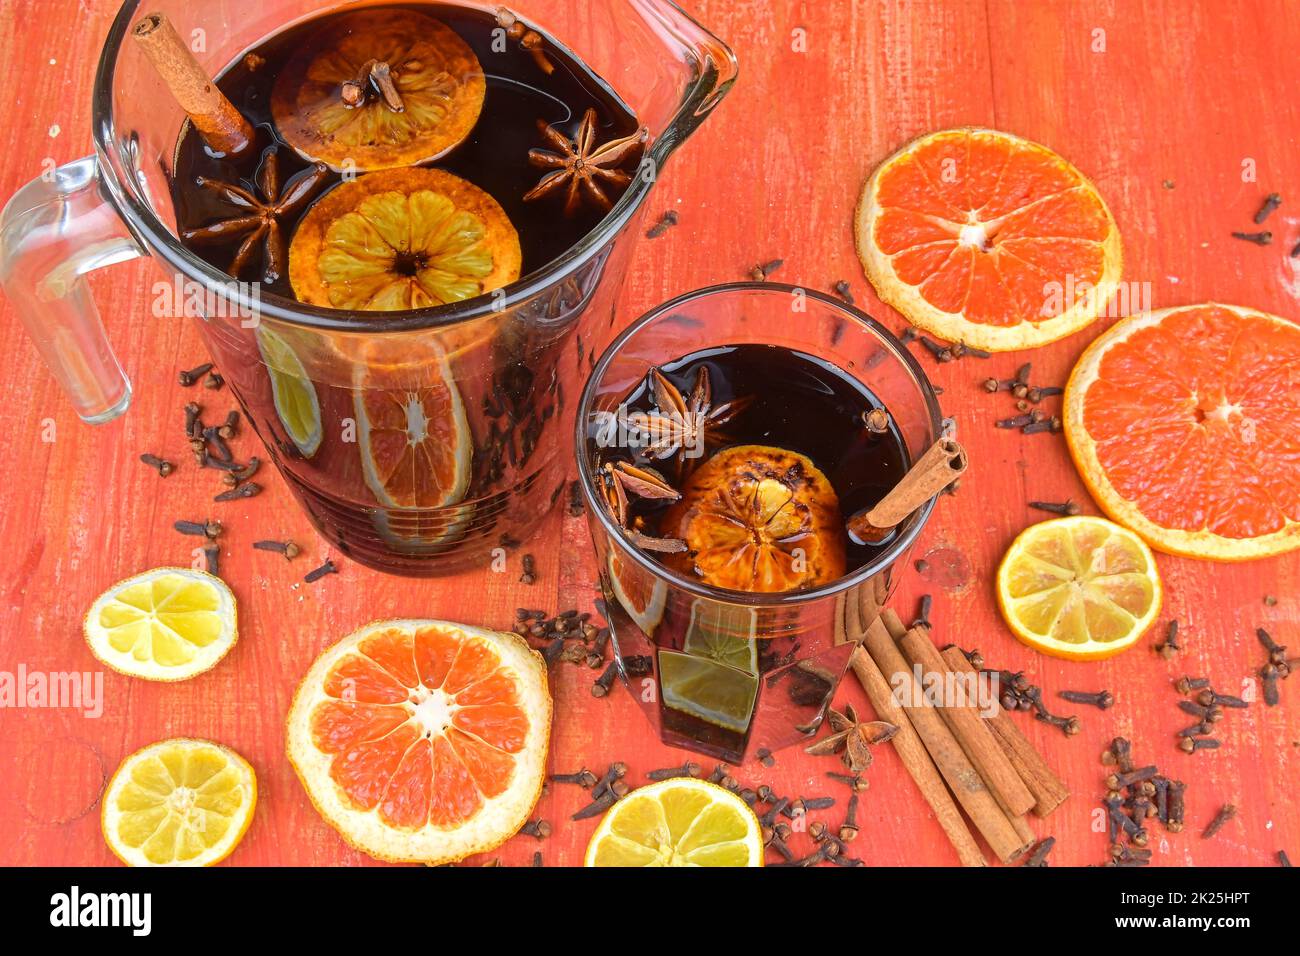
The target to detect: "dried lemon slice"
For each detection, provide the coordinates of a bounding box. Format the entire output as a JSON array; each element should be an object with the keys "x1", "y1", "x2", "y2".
[
  {"x1": 996, "y1": 516, "x2": 1162, "y2": 660},
  {"x1": 289, "y1": 168, "x2": 521, "y2": 311},
  {"x1": 84, "y1": 568, "x2": 237, "y2": 681},
  {"x1": 102, "y1": 738, "x2": 256, "y2": 866},
  {"x1": 584, "y1": 778, "x2": 763, "y2": 867},
  {"x1": 255, "y1": 325, "x2": 322, "y2": 459},
  {"x1": 660, "y1": 445, "x2": 848, "y2": 593},
  {"x1": 271, "y1": 9, "x2": 485, "y2": 172}
]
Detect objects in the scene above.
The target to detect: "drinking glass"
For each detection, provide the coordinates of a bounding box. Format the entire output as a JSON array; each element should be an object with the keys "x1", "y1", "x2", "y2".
[
  {"x1": 0, "y1": 0, "x2": 737, "y2": 575},
  {"x1": 576, "y1": 283, "x2": 944, "y2": 763}
]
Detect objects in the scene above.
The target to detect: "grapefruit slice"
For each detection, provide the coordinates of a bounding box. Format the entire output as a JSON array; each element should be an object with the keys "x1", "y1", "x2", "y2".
[
  {"x1": 607, "y1": 549, "x2": 667, "y2": 636},
  {"x1": 855, "y1": 128, "x2": 1123, "y2": 351},
  {"x1": 286, "y1": 619, "x2": 550, "y2": 863},
  {"x1": 102, "y1": 737, "x2": 256, "y2": 866},
  {"x1": 353, "y1": 340, "x2": 472, "y2": 511},
  {"x1": 1064, "y1": 304, "x2": 1300, "y2": 560}
]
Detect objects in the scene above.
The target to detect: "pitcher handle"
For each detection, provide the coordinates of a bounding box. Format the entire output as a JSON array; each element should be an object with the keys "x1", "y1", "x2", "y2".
[{"x1": 0, "y1": 155, "x2": 144, "y2": 423}]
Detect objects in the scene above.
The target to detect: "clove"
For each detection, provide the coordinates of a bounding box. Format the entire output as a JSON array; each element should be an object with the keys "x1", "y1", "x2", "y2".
[
  {"x1": 214, "y1": 482, "x2": 261, "y2": 502},
  {"x1": 1201, "y1": 804, "x2": 1236, "y2": 839},
  {"x1": 140, "y1": 453, "x2": 175, "y2": 477},
  {"x1": 549, "y1": 768, "x2": 598, "y2": 788},
  {"x1": 1059, "y1": 688, "x2": 1113, "y2": 709},
  {"x1": 178, "y1": 362, "x2": 213, "y2": 386},
  {"x1": 253, "y1": 539, "x2": 300, "y2": 560},
  {"x1": 304, "y1": 559, "x2": 338, "y2": 583}
]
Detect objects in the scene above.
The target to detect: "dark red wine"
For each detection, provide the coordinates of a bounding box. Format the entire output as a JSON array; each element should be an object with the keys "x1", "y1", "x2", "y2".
[
  {"x1": 604, "y1": 343, "x2": 912, "y2": 575},
  {"x1": 171, "y1": 1, "x2": 640, "y2": 301}
]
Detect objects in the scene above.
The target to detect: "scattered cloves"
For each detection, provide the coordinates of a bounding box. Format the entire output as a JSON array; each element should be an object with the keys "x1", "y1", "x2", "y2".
[{"x1": 304, "y1": 559, "x2": 337, "y2": 583}]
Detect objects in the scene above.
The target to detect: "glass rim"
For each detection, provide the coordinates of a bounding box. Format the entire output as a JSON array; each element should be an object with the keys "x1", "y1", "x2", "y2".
[
  {"x1": 574, "y1": 280, "x2": 945, "y2": 608},
  {"x1": 89, "y1": 0, "x2": 736, "y2": 334}
]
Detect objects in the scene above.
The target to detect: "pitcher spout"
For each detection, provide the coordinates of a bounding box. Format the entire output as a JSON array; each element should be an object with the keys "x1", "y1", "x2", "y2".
[{"x1": 633, "y1": 0, "x2": 739, "y2": 145}]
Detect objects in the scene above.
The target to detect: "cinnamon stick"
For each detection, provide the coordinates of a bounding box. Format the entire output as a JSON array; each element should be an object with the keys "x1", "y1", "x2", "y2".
[
  {"x1": 941, "y1": 647, "x2": 1069, "y2": 818},
  {"x1": 840, "y1": 591, "x2": 984, "y2": 866},
  {"x1": 894, "y1": 618, "x2": 1037, "y2": 819},
  {"x1": 848, "y1": 438, "x2": 967, "y2": 542},
  {"x1": 861, "y1": 615, "x2": 1030, "y2": 863},
  {"x1": 132, "y1": 13, "x2": 253, "y2": 157}
]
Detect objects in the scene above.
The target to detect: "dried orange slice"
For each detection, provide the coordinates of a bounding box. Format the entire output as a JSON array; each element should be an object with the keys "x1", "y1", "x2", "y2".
[
  {"x1": 856, "y1": 128, "x2": 1123, "y2": 351},
  {"x1": 352, "y1": 339, "x2": 472, "y2": 511},
  {"x1": 289, "y1": 168, "x2": 521, "y2": 311},
  {"x1": 997, "y1": 517, "x2": 1161, "y2": 660},
  {"x1": 1065, "y1": 304, "x2": 1300, "y2": 560},
  {"x1": 286, "y1": 619, "x2": 551, "y2": 864},
  {"x1": 271, "y1": 9, "x2": 485, "y2": 172},
  {"x1": 660, "y1": 445, "x2": 847, "y2": 593},
  {"x1": 607, "y1": 549, "x2": 667, "y2": 635}
]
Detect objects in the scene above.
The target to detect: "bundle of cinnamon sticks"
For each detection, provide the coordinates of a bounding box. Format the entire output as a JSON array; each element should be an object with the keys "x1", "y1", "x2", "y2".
[{"x1": 837, "y1": 595, "x2": 1069, "y2": 866}]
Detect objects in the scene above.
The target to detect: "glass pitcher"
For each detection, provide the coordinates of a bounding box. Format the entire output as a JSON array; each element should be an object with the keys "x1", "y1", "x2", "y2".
[{"x1": 0, "y1": 0, "x2": 736, "y2": 576}]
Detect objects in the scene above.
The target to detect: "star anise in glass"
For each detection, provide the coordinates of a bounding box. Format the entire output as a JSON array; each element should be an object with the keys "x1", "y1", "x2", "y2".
[
  {"x1": 804, "y1": 703, "x2": 898, "y2": 773},
  {"x1": 598, "y1": 461, "x2": 687, "y2": 553},
  {"x1": 523, "y1": 108, "x2": 649, "y2": 217},
  {"x1": 599, "y1": 460, "x2": 681, "y2": 527},
  {"x1": 182, "y1": 149, "x2": 330, "y2": 284},
  {"x1": 621, "y1": 366, "x2": 754, "y2": 476}
]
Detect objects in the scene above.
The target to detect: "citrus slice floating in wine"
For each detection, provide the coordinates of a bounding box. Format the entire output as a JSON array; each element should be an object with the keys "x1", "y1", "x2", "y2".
[
  {"x1": 1064, "y1": 303, "x2": 1300, "y2": 560},
  {"x1": 289, "y1": 167, "x2": 521, "y2": 311},
  {"x1": 996, "y1": 516, "x2": 1161, "y2": 660},
  {"x1": 102, "y1": 738, "x2": 256, "y2": 866},
  {"x1": 256, "y1": 325, "x2": 323, "y2": 459},
  {"x1": 660, "y1": 445, "x2": 847, "y2": 592},
  {"x1": 660, "y1": 601, "x2": 760, "y2": 733},
  {"x1": 271, "y1": 9, "x2": 486, "y2": 172},
  {"x1": 83, "y1": 568, "x2": 237, "y2": 682},
  {"x1": 856, "y1": 127, "x2": 1123, "y2": 351},
  {"x1": 286, "y1": 619, "x2": 550, "y2": 864},
  {"x1": 352, "y1": 339, "x2": 472, "y2": 513},
  {"x1": 584, "y1": 778, "x2": 763, "y2": 867},
  {"x1": 606, "y1": 549, "x2": 667, "y2": 635}
]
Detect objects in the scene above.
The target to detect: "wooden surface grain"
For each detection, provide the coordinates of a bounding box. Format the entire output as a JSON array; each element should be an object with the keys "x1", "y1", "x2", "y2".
[{"x1": 1, "y1": 0, "x2": 1297, "y2": 867}]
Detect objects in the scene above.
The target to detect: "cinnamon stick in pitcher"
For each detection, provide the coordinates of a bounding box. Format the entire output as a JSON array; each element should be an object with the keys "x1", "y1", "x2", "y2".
[
  {"x1": 862, "y1": 613, "x2": 1030, "y2": 863},
  {"x1": 848, "y1": 438, "x2": 967, "y2": 543},
  {"x1": 132, "y1": 13, "x2": 253, "y2": 157},
  {"x1": 941, "y1": 646, "x2": 1069, "y2": 818}
]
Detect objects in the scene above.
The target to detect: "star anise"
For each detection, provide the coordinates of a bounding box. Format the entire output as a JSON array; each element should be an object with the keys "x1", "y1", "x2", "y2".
[
  {"x1": 599, "y1": 460, "x2": 681, "y2": 527},
  {"x1": 621, "y1": 366, "x2": 754, "y2": 476},
  {"x1": 182, "y1": 149, "x2": 330, "y2": 284},
  {"x1": 524, "y1": 108, "x2": 649, "y2": 217},
  {"x1": 804, "y1": 703, "x2": 898, "y2": 773},
  {"x1": 598, "y1": 461, "x2": 688, "y2": 553}
]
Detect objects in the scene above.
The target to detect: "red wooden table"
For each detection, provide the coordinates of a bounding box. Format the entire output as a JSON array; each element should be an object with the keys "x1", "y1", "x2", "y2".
[{"x1": 1, "y1": 0, "x2": 1297, "y2": 867}]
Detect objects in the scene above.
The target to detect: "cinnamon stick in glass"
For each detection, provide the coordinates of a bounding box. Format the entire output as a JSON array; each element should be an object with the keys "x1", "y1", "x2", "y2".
[
  {"x1": 839, "y1": 588, "x2": 984, "y2": 866},
  {"x1": 941, "y1": 646, "x2": 1069, "y2": 818},
  {"x1": 861, "y1": 614, "x2": 1030, "y2": 863},
  {"x1": 132, "y1": 13, "x2": 253, "y2": 158},
  {"x1": 894, "y1": 618, "x2": 1037, "y2": 818},
  {"x1": 848, "y1": 438, "x2": 967, "y2": 543}
]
